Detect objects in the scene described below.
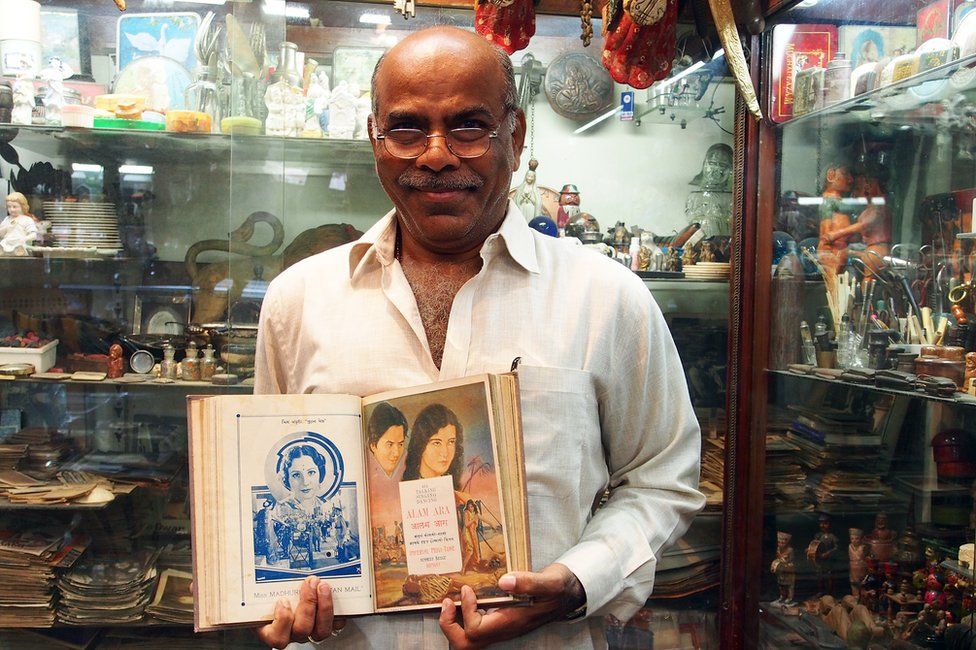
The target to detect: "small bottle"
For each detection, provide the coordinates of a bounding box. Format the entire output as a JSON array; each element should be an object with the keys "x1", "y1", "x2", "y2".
[
  {"x1": 200, "y1": 344, "x2": 217, "y2": 381},
  {"x1": 160, "y1": 343, "x2": 178, "y2": 380},
  {"x1": 181, "y1": 341, "x2": 201, "y2": 381}
]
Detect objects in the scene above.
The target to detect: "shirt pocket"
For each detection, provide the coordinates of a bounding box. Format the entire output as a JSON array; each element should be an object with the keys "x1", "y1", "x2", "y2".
[{"x1": 518, "y1": 364, "x2": 599, "y2": 499}]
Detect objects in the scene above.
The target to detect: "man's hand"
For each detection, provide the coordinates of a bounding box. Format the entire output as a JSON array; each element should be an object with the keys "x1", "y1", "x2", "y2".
[
  {"x1": 438, "y1": 563, "x2": 585, "y2": 649},
  {"x1": 255, "y1": 576, "x2": 346, "y2": 649}
]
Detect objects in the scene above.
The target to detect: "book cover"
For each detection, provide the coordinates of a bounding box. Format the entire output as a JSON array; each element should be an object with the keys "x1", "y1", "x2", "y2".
[
  {"x1": 768, "y1": 24, "x2": 838, "y2": 123},
  {"x1": 188, "y1": 373, "x2": 529, "y2": 631}
]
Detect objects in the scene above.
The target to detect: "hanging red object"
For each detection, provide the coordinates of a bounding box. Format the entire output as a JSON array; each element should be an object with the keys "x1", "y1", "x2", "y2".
[
  {"x1": 475, "y1": 0, "x2": 536, "y2": 55},
  {"x1": 601, "y1": 0, "x2": 678, "y2": 89}
]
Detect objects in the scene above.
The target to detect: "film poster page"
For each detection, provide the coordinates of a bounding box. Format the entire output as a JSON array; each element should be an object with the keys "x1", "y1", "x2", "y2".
[
  {"x1": 219, "y1": 394, "x2": 373, "y2": 617},
  {"x1": 363, "y1": 378, "x2": 511, "y2": 612}
]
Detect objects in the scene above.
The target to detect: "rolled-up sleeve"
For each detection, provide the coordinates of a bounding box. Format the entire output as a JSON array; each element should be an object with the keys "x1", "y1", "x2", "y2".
[{"x1": 555, "y1": 286, "x2": 705, "y2": 621}]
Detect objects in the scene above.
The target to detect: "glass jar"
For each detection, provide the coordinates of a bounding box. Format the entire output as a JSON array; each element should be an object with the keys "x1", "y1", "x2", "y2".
[
  {"x1": 200, "y1": 343, "x2": 217, "y2": 381},
  {"x1": 181, "y1": 341, "x2": 200, "y2": 381},
  {"x1": 160, "y1": 343, "x2": 178, "y2": 380}
]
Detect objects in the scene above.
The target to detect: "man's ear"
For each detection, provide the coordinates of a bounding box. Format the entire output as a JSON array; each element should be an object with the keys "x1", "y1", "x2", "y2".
[{"x1": 510, "y1": 108, "x2": 527, "y2": 172}]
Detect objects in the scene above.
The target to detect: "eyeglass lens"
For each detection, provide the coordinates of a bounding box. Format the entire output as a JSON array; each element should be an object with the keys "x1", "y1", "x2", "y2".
[{"x1": 383, "y1": 128, "x2": 492, "y2": 159}]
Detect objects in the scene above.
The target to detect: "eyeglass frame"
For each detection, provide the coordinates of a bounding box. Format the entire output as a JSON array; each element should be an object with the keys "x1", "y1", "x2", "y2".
[{"x1": 372, "y1": 108, "x2": 515, "y2": 160}]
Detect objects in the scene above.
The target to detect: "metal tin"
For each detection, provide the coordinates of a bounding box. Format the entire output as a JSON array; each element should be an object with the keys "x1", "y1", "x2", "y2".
[
  {"x1": 824, "y1": 52, "x2": 851, "y2": 105},
  {"x1": 129, "y1": 349, "x2": 155, "y2": 374},
  {"x1": 0, "y1": 362, "x2": 34, "y2": 376},
  {"x1": 792, "y1": 67, "x2": 824, "y2": 116}
]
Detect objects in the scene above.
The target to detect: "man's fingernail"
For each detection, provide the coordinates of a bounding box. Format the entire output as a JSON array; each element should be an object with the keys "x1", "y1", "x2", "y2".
[
  {"x1": 309, "y1": 576, "x2": 320, "y2": 588},
  {"x1": 276, "y1": 598, "x2": 289, "y2": 612},
  {"x1": 441, "y1": 598, "x2": 452, "y2": 611},
  {"x1": 498, "y1": 574, "x2": 516, "y2": 591},
  {"x1": 318, "y1": 581, "x2": 329, "y2": 595}
]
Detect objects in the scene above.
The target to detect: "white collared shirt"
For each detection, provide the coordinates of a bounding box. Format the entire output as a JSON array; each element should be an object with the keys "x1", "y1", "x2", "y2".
[{"x1": 254, "y1": 202, "x2": 704, "y2": 649}]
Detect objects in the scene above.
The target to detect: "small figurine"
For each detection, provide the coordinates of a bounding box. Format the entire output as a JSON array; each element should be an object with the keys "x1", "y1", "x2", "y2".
[
  {"x1": 1, "y1": 192, "x2": 39, "y2": 256},
  {"x1": 965, "y1": 352, "x2": 976, "y2": 390},
  {"x1": 821, "y1": 173, "x2": 892, "y2": 279},
  {"x1": 304, "y1": 68, "x2": 330, "y2": 137},
  {"x1": 685, "y1": 143, "x2": 734, "y2": 238},
  {"x1": 663, "y1": 246, "x2": 681, "y2": 272},
  {"x1": 806, "y1": 514, "x2": 839, "y2": 596},
  {"x1": 107, "y1": 343, "x2": 124, "y2": 379},
  {"x1": 681, "y1": 244, "x2": 697, "y2": 268},
  {"x1": 39, "y1": 57, "x2": 71, "y2": 126},
  {"x1": 11, "y1": 74, "x2": 34, "y2": 125},
  {"x1": 866, "y1": 513, "x2": 897, "y2": 562},
  {"x1": 264, "y1": 78, "x2": 305, "y2": 138},
  {"x1": 771, "y1": 531, "x2": 796, "y2": 606},
  {"x1": 699, "y1": 241, "x2": 717, "y2": 263},
  {"x1": 513, "y1": 158, "x2": 543, "y2": 222},
  {"x1": 849, "y1": 527, "x2": 868, "y2": 600},
  {"x1": 817, "y1": 164, "x2": 855, "y2": 278},
  {"x1": 327, "y1": 80, "x2": 358, "y2": 139},
  {"x1": 556, "y1": 184, "x2": 581, "y2": 233}
]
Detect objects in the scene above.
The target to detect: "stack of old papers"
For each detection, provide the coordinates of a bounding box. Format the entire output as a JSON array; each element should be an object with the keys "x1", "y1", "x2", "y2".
[
  {"x1": 0, "y1": 443, "x2": 27, "y2": 469},
  {"x1": 0, "y1": 470, "x2": 116, "y2": 506},
  {"x1": 698, "y1": 437, "x2": 724, "y2": 512},
  {"x1": 3, "y1": 428, "x2": 73, "y2": 475},
  {"x1": 764, "y1": 434, "x2": 810, "y2": 511},
  {"x1": 145, "y1": 568, "x2": 193, "y2": 623},
  {"x1": 652, "y1": 516, "x2": 721, "y2": 598},
  {"x1": 57, "y1": 549, "x2": 159, "y2": 624},
  {"x1": 0, "y1": 530, "x2": 88, "y2": 627},
  {"x1": 813, "y1": 470, "x2": 890, "y2": 510}
]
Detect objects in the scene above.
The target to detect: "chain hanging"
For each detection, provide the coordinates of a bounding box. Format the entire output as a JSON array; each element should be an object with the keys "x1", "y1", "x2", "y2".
[{"x1": 580, "y1": 0, "x2": 594, "y2": 46}]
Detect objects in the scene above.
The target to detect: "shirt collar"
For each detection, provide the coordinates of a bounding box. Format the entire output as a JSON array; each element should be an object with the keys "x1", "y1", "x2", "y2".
[{"x1": 347, "y1": 201, "x2": 540, "y2": 281}]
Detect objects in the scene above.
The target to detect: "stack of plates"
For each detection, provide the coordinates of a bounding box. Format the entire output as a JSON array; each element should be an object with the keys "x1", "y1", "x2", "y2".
[
  {"x1": 683, "y1": 262, "x2": 730, "y2": 281},
  {"x1": 41, "y1": 201, "x2": 123, "y2": 253}
]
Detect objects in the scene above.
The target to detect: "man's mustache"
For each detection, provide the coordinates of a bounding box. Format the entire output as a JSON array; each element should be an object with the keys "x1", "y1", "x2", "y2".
[{"x1": 397, "y1": 168, "x2": 485, "y2": 191}]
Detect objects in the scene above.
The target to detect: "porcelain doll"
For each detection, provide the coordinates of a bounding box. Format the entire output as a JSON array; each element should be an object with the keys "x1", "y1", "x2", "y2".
[
  {"x1": 807, "y1": 514, "x2": 839, "y2": 596},
  {"x1": 0, "y1": 192, "x2": 39, "y2": 256},
  {"x1": 556, "y1": 184, "x2": 581, "y2": 232},
  {"x1": 264, "y1": 79, "x2": 304, "y2": 137},
  {"x1": 866, "y1": 512, "x2": 897, "y2": 562},
  {"x1": 11, "y1": 75, "x2": 34, "y2": 125}
]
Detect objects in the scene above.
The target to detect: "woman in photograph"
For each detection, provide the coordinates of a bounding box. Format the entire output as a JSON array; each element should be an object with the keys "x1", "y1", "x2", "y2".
[
  {"x1": 271, "y1": 444, "x2": 330, "y2": 566},
  {"x1": 401, "y1": 403, "x2": 464, "y2": 487}
]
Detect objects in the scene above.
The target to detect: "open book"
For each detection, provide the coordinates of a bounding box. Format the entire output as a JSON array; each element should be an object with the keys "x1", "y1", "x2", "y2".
[{"x1": 187, "y1": 372, "x2": 529, "y2": 631}]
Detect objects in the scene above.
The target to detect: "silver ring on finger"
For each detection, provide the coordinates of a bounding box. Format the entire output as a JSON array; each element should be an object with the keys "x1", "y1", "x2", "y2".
[{"x1": 307, "y1": 635, "x2": 327, "y2": 646}]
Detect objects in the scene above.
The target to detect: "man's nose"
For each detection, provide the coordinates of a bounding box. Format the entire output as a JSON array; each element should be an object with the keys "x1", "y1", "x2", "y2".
[{"x1": 417, "y1": 134, "x2": 459, "y2": 172}]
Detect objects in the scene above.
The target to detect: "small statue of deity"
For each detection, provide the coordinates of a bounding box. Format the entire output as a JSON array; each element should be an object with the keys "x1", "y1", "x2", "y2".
[
  {"x1": 699, "y1": 241, "x2": 717, "y2": 263},
  {"x1": 685, "y1": 143, "x2": 733, "y2": 238},
  {"x1": 107, "y1": 343, "x2": 124, "y2": 379},
  {"x1": 771, "y1": 531, "x2": 796, "y2": 606},
  {"x1": 681, "y1": 243, "x2": 697, "y2": 268},
  {"x1": 663, "y1": 246, "x2": 681, "y2": 272}
]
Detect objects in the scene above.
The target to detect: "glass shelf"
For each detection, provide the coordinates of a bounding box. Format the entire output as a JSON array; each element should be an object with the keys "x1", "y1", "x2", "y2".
[
  {"x1": 0, "y1": 124, "x2": 376, "y2": 167},
  {"x1": 770, "y1": 369, "x2": 976, "y2": 408},
  {"x1": 777, "y1": 52, "x2": 976, "y2": 128}
]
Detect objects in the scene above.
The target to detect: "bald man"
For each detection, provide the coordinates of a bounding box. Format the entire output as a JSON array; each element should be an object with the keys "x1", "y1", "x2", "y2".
[{"x1": 254, "y1": 26, "x2": 703, "y2": 649}]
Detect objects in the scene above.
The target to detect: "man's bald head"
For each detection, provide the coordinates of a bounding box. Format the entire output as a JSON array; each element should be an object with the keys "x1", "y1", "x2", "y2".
[{"x1": 370, "y1": 26, "x2": 518, "y2": 130}]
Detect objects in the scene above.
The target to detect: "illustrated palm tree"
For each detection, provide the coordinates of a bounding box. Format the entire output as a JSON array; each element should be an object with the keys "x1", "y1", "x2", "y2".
[{"x1": 461, "y1": 456, "x2": 492, "y2": 493}]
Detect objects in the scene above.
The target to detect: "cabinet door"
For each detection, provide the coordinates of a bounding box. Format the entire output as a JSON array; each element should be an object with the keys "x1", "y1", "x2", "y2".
[{"x1": 753, "y1": 0, "x2": 976, "y2": 646}]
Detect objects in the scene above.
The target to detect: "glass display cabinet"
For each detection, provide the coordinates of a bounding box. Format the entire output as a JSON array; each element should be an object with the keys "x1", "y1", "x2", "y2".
[
  {"x1": 743, "y1": 0, "x2": 976, "y2": 646},
  {"x1": 0, "y1": 0, "x2": 741, "y2": 647}
]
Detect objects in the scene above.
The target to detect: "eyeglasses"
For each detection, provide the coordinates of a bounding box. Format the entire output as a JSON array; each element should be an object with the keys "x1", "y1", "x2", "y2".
[{"x1": 375, "y1": 114, "x2": 510, "y2": 159}]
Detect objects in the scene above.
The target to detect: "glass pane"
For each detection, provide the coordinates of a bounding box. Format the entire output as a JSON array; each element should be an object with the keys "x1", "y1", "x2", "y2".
[
  {"x1": 0, "y1": 0, "x2": 734, "y2": 645},
  {"x1": 762, "y1": 0, "x2": 976, "y2": 645}
]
